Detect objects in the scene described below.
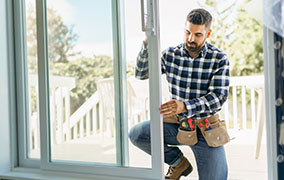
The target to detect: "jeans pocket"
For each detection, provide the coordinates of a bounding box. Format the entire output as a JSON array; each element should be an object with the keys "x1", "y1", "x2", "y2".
[
  {"x1": 203, "y1": 121, "x2": 230, "y2": 147},
  {"x1": 176, "y1": 128, "x2": 198, "y2": 145}
]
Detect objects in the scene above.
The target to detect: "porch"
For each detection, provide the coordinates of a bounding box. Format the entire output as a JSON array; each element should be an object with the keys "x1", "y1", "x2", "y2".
[
  {"x1": 29, "y1": 74, "x2": 267, "y2": 179},
  {"x1": 29, "y1": 132, "x2": 267, "y2": 180}
]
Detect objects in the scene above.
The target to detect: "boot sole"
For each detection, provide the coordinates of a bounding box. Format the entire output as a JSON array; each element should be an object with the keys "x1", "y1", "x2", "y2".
[{"x1": 182, "y1": 165, "x2": 193, "y2": 177}]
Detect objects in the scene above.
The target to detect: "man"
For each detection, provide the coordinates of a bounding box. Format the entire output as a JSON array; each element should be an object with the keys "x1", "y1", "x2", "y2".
[{"x1": 129, "y1": 8, "x2": 230, "y2": 180}]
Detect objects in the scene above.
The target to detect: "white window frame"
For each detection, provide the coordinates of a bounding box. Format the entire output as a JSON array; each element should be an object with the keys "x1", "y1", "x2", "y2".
[
  {"x1": 14, "y1": 0, "x2": 40, "y2": 168},
  {"x1": 13, "y1": 0, "x2": 165, "y2": 179}
]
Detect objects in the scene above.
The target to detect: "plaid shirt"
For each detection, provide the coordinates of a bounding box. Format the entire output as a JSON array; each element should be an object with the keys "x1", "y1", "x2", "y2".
[{"x1": 135, "y1": 42, "x2": 230, "y2": 119}]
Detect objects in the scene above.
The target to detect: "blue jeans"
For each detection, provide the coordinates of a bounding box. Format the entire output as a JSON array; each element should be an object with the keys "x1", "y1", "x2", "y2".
[{"x1": 129, "y1": 120, "x2": 228, "y2": 180}]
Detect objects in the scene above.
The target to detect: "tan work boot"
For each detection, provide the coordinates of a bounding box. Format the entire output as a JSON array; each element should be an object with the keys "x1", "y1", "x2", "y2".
[{"x1": 165, "y1": 156, "x2": 193, "y2": 180}]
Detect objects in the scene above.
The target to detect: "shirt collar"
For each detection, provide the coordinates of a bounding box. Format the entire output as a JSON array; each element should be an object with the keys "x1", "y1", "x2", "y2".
[{"x1": 200, "y1": 42, "x2": 208, "y2": 57}]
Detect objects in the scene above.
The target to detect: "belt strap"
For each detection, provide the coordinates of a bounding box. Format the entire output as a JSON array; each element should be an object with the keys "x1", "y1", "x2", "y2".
[
  {"x1": 195, "y1": 114, "x2": 219, "y2": 124},
  {"x1": 177, "y1": 114, "x2": 219, "y2": 124}
]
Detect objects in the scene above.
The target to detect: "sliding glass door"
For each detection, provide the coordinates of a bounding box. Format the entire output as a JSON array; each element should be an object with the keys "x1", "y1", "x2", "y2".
[{"x1": 17, "y1": 0, "x2": 164, "y2": 179}]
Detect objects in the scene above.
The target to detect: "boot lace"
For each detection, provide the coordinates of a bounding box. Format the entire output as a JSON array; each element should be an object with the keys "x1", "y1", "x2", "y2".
[{"x1": 166, "y1": 166, "x2": 176, "y2": 176}]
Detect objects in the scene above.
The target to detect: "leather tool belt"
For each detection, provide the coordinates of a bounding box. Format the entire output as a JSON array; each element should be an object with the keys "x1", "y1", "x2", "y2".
[{"x1": 163, "y1": 114, "x2": 230, "y2": 147}]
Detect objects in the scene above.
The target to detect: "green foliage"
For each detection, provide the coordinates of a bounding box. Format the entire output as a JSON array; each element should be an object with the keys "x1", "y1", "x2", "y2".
[
  {"x1": 200, "y1": 0, "x2": 263, "y2": 76},
  {"x1": 228, "y1": 7, "x2": 263, "y2": 76},
  {"x1": 26, "y1": 3, "x2": 38, "y2": 74}
]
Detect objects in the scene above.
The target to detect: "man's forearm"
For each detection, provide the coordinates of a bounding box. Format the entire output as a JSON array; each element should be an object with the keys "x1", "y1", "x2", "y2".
[
  {"x1": 135, "y1": 42, "x2": 149, "y2": 80},
  {"x1": 183, "y1": 90, "x2": 228, "y2": 117}
]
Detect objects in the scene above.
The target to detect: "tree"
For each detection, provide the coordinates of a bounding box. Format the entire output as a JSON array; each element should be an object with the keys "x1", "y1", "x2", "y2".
[
  {"x1": 46, "y1": 8, "x2": 79, "y2": 64},
  {"x1": 26, "y1": 3, "x2": 79, "y2": 74},
  {"x1": 228, "y1": 3, "x2": 263, "y2": 76},
  {"x1": 199, "y1": 0, "x2": 263, "y2": 76}
]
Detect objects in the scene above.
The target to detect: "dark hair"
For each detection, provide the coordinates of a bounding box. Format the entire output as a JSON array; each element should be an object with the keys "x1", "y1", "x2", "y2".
[{"x1": 187, "y1": 8, "x2": 212, "y2": 29}]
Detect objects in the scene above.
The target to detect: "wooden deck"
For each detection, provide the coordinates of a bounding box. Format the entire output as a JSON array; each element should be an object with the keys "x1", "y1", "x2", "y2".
[{"x1": 30, "y1": 131, "x2": 268, "y2": 180}]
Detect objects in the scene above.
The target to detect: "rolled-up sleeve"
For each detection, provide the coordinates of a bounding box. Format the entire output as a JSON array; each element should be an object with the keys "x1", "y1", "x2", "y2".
[{"x1": 135, "y1": 42, "x2": 149, "y2": 80}]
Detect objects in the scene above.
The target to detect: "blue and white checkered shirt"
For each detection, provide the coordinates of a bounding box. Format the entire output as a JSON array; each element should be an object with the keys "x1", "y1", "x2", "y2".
[{"x1": 135, "y1": 41, "x2": 230, "y2": 119}]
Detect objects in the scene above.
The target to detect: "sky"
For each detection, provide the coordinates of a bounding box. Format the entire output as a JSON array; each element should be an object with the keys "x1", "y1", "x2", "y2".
[
  {"x1": 46, "y1": 0, "x2": 201, "y2": 62},
  {"x1": 33, "y1": 0, "x2": 262, "y2": 63}
]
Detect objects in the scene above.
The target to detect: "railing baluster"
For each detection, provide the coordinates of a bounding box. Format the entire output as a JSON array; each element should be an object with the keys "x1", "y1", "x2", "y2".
[
  {"x1": 224, "y1": 100, "x2": 229, "y2": 129},
  {"x1": 50, "y1": 88, "x2": 56, "y2": 145},
  {"x1": 73, "y1": 123, "x2": 78, "y2": 139},
  {"x1": 99, "y1": 102, "x2": 104, "y2": 136},
  {"x1": 251, "y1": 88, "x2": 256, "y2": 130},
  {"x1": 242, "y1": 86, "x2": 247, "y2": 129},
  {"x1": 80, "y1": 118, "x2": 84, "y2": 138},
  {"x1": 233, "y1": 86, "x2": 238, "y2": 130},
  {"x1": 92, "y1": 106, "x2": 97, "y2": 135},
  {"x1": 86, "y1": 111, "x2": 90, "y2": 137},
  {"x1": 256, "y1": 89, "x2": 262, "y2": 130}
]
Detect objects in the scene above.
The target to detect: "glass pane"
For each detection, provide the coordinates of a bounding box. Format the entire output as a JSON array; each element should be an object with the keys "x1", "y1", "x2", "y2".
[
  {"x1": 156, "y1": 1, "x2": 267, "y2": 179},
  {"x1": 124, "y1": 0, "x2": 152, "y2": 168},
  {"x1": 46, "y1": 0, "x2": 116, "y2": 164},
  {"x1": 25, "y1": 0, "x2": 40, "y2": 159}
]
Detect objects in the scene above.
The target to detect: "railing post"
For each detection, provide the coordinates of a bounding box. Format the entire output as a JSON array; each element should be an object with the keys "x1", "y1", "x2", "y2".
[
  {"x1": 64, "y1": 87, "x2": 71, "y2": 141},
  {"x1": 35, "y1": 86, "x2": 40, "y2": 149},
  {"x1": 255, "y1": 88, "x2": 265, "y2": 159},
  {"x1": 28, "y1": 85, "x2": 33, "y2": 150},
  {"x1": 56, "y1": 87, "x2": 64, "y2": 144},
  {"x1": 50, "y1": 88, "x2": 56, "y2": 145}
]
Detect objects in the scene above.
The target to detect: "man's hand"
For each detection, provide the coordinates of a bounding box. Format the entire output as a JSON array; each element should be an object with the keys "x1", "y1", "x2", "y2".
[{"x1": 160, "y1": 100, "x2": 187, "y2": 117}]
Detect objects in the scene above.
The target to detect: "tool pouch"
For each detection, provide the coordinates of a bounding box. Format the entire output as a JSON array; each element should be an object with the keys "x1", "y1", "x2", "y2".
[
  {"x1": 176, "y1": 128, "x2": 198, "y2": 145},
  {"x1": 176, "y1": 117, "x2": 198, "y2": 145},
  {"x1": 163, "y1": 115, "x2": 180, "y2": 124},
  {"x1": 198, "y1": 119, "x2": 230, "y2": 147}
]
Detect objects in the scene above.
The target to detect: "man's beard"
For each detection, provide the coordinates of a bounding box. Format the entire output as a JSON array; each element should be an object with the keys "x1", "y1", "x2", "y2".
[{"x1": 185, "y1": 39, "x2": 206, "y2": 53}]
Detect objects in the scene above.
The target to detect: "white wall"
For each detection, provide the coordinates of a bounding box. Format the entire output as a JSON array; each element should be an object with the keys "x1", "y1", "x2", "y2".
[{"x1": 0, "y1": 0, "x2": 12, "y2": 173}]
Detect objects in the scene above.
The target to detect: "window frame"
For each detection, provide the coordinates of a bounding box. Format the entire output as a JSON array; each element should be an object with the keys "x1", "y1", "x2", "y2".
[
  {"x1": 14, "y1": 0, "x2": 40, "y2": 168},
  {"x1": 14, "y1": 0, "x2": 165, "y2": 179}
]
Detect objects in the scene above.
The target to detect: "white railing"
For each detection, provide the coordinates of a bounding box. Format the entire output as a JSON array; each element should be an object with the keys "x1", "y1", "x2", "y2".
[
  {"x1": 29, "y1": 75, "x2": 265, "y2": 151},
  {"x1": 66, "y1": 91, "x2": 105, "y2": 141},
  {"x1": 222, "y1": 75, "x2": 265, "y2": 132},
  {"x1": 28, "y1": 75, "x2": 76, "y2": 150}
]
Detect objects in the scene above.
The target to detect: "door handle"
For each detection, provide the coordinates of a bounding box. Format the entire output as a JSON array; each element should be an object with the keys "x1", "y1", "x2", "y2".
[
  {"x1": 140, "y1": 0, "x2": 146, "y2": 32},
  {"x1": 140, "y1": 0, "x2": 156, "y2": 35}
]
